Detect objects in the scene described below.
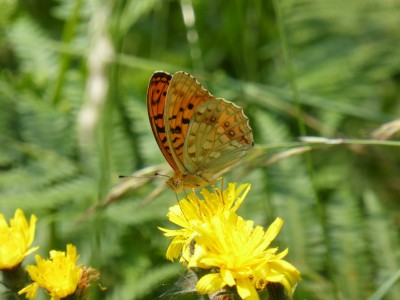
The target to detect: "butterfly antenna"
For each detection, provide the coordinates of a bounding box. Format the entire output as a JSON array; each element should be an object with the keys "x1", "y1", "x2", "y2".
[
  {"x1": 118, "y1": 174, "x2": 160, "y2": 180},
  {"x1": 155, "y1": 172, "x2": 171, "y2": 179},
  {"x1": 174, "y1": 191, "x2": 180, "y2": 203}
]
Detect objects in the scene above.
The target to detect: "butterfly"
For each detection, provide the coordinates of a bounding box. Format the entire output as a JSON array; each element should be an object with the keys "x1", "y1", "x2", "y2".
[{"x1": 147, "y1": 71, "x2": 254, "y2": 191}]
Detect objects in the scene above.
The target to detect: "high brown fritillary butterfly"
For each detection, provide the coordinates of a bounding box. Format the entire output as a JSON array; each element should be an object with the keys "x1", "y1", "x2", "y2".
[{"x1": 147, "y1": 71, "x2": 254, "y2": 191}]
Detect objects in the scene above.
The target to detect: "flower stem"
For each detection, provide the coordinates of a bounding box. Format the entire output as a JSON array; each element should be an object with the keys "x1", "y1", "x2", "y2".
[{"x1": 2, "y1": 264, "x2": 30, "y2": 300}]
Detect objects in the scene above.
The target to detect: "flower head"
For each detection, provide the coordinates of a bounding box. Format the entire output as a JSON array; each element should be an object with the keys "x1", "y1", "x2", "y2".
[
  {"x1": 0, "y1": 209, "x2": 38, "y2": 270},
  {"x1": 160, "y1": 183, "x2": 300, "y2": 300},
  {"x1": 159, "y1": 183, "x2": 251, "y2": 262},
  {"x1": 18, "y1": 244, "x2": 82, "y2": 300},
  {"x1": 191, "y1": 216, "x2": 300, "y2": 299}
]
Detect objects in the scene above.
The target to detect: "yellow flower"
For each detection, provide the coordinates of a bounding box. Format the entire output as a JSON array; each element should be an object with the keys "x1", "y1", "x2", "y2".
[
  {"x1": 190, "y1": 217, "x2": 300, "y2": 300},
  {"x1": 0, "y1": 208, "x2": 38, "y2": 270},
  {"x1": 160, "y1": 182, "x2": 301, "y2": 299},
  {"x1": 18, "y1": 244, "x2": 82, "y2": 300},
  {"x1": 159, "y1": 183, "x2": 251, "y2": 261}
]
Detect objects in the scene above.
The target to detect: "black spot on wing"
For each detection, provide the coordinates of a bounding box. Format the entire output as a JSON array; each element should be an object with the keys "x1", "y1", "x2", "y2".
[
  {"x1": 155, "y1": 124, "x2": 165, "y2": 133},
  {"x1": 153, "y1": 113, "x2": 163, "y2": 121},
  {"x1": 174, "y1": 142, "x2": 184, "y2": 151},
  {"x1": 171, "y1": 126, "x2": 182, "y2": 134}
]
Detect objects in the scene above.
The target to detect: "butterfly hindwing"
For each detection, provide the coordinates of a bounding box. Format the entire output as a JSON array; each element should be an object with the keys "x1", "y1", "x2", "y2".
[{"x1": 184, "y1": 98, "x2": 253, "y2": 174}]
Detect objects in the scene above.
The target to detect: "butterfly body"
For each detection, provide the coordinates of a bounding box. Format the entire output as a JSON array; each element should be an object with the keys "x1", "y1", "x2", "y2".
[
  {"x1": 166, "y1": 172, "x2": 210, "y2": 191},
  {"x1": 147, "y1": 71, "x2": 253, "y2": 191}
]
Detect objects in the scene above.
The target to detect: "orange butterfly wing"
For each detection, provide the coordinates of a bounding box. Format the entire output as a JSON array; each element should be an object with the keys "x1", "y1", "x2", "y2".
[
  {"x1": 147, "y1": 71, "x2": 179, "y2": 172},
  {"x1": 164, "y1": 72, "x2": 214, "y2": 173},
  {"x1": 148, "y1": 71, "x2": 254, "y2": 191}
]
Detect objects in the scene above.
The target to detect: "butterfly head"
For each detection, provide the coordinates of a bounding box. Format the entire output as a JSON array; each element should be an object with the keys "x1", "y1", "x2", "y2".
[
  {"x1": 167, "y1": 173, "x2": 211, "y2": 192},
  {"x1": 167, "y1": 176, "x2": 184, "y2": 192}
]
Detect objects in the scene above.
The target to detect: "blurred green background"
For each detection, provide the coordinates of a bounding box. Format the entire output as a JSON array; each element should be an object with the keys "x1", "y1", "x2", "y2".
[{"x1": 1, "y1": 0, "x2": 399, "y2": 299}]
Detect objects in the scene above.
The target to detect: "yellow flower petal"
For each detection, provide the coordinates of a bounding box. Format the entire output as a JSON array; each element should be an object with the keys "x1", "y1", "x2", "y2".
[
  {"x1": 220, "y1": 268, "x2": 236, "y2": 287},
  {"x1": 196, "y1": 273, "x2": 226, "y2": 295},
  {"x1": 18, "y1": 282, "x2": 39, "y2": 299},
  {"x1": 0, "y1": 209, "x2": 38, "y2": 270},
  {"x1": 236, "y1": 277, "x2": 259, "y2": 300},
  {"x1": 231, "y1": 183, "x2": 251, "y2": 212}
]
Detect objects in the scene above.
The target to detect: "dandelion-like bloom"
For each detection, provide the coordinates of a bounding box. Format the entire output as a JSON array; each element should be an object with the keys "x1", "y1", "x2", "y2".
[
  {"x1": 160, "y1": 183, "x2": 300, "y2": 300},
  {"x1": 191, "y1": 216, "x2": 300, "y2": 299},
  {"x1": 159, "y1": 183, "x2": 251, "y2": 262},
  {"x1": 0, "y1": 208, "x2": 38, "y2": 270},
  {"x1": 18, "y1": 244, "x2": 82, "y2": 300}
]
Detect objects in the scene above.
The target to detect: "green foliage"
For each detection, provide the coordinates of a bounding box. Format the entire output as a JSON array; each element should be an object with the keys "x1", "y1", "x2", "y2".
[{"x1": 0, "y1": 0, "x2": 399, "y2": 299}]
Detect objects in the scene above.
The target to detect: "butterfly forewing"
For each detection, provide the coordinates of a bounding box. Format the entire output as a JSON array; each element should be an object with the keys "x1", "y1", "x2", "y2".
[
  {"x1": 147, "y1": 72, "x2": 179, "y2": 171},
  {"x1": 165, "y1": 72, "x2": 213, "y2": 173},
  {"x1": 184, "y1": 98, "x2": 253, "y2": 174}
]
